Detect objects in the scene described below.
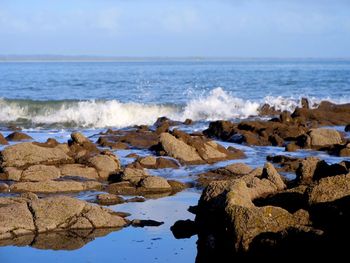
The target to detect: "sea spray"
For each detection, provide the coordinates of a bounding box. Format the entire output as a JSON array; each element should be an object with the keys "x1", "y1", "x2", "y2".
[{"x1": 0, "y1": 88, "x2": 349, "y2": 129}]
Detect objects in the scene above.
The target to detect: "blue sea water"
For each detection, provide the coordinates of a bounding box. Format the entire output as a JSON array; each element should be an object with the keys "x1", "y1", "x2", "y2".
[
  {"x1": 0, "y1": 59, "x2": 349, "y2": 263},
  {"x1": 0, "y1": 59, "x2": 349, "y2": 129}
]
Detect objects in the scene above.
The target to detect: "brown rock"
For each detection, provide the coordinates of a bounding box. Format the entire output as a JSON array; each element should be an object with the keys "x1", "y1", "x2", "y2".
[
  {"x1": 308, "y1": 174, "x2": 350, "y2": 205},
  {"x1": 0, "y1": 202, "x2": 36, "y2": 240},
  {"x1": 5, "y1": 132, "x2": 33, "y2": 141},
  {"x1": 138, "y1": 156, "x2": 179, "y2": 169},
  {"x1": 0, "y1": 183, "x2": 9, "y2": 192},
  {"x1": 159, "y1": 133, "x2": 202, "y2": 164},
  {"x1": 59, "y1": 164, "x2": 99, "y2": 180},
  {"x1": 308, "y1": 128, "x2": 343, "y2": 147},
  {"x1": 0, "y1": 142, "x2": 73, "y2": 168},
  {"x1": 71, "y1": 132, "x2": 90, "y2": 145},
  {"x1": 10, "y1": 180, "x2": 101, "y2": 193},
  {"x1": 88, "y1": 154, "x2": 121, "y2": 179},
  {"x1": 0, "y1": 133, "x2": 8, "y2": 145},
  {"x1": 140, "y1": 176, "x2": 171, "y2": 190},
  {"x1": 97, "y1": 194, "x2": 125, "y2": 206},
  {"x1": 21, "y1": 165, "x2": 61, "y2": 181}
]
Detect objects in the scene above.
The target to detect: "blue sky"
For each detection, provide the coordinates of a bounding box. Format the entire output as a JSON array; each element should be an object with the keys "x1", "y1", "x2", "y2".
[{"x1": 0, "y1": 0, "x2": 349, "y2": 57}]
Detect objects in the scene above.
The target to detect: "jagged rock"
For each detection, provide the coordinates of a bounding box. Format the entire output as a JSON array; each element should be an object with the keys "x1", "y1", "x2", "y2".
[
  {"x1": 71, "y1": 132, "x2": 89, "y2": 145},
  {"x1": 159, "y1": 133, "x2": 202, "y2": 164},
  {"x1": 9, "y1": 180, "x2": 101, "y2": 193},
  {"x1": 159, "y1": 132, "x2": 244, "y2": 165},
  {"x1": 0, "y1": 133, "x2": 8, "y2": 145},
  {"x1": 308, "y1": 174, "x2": 350, "y2": 205},
  {"x1": 5, "y1": 132, "x2": 33, "y2": 141}
]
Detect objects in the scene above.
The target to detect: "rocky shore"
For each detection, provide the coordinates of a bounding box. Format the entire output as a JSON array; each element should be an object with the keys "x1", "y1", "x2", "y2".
[{"x1": 0, "y1": 99, "x2": 350, "y2": 260}]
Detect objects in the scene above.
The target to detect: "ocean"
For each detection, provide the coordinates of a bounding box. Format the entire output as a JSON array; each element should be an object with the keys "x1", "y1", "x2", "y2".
[
  {"x1": 0, "y1": 59, "x2": 349, "y2": 129},
  {"x1": 0, "y1": 59, "x2": 349, "y2": 263}
]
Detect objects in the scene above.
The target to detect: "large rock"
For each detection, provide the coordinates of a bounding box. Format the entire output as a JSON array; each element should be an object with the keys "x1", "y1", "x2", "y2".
[
  {"x1": 308, "y1": 174, "x2": 350, "y2": 205},
  {"x1": 140, "y1": 176, "x2": 171, "y2": 190},
  {"x1": 309, "y1": 128, "x2": 343, "y2": 147},
  {"x1": 88, "y1": 154, "x2": 121, "y2": 179},
  {"x1": 0, "y1": 195, "x2": 128, "y2": 240},
  {"x1": 0, "y1": 202, "x2": 35, "y2": 239},
  {"x1": 21, "y1": 165, "x2": 61, "y2": 181},
  {"x1": 0, "y1": 142, "x2": 72, "y2": 168},
  {"x1": 9, "y1": 180, "x2": 101, "y2": 193},
  {"x1": 159, "y1": 132, "x2": 244, "y2": 165},
  {"x1": 159, "y1": 133, "x2": 202, "y2": 164},
  {"x1": 59, "y1": 164, "x2": 99, "y2": 180}
]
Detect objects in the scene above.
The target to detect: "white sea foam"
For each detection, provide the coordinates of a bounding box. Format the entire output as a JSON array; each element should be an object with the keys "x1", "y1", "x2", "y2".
[{"x1": 0, "y1": 88, "x2": 349, "y2": 129}]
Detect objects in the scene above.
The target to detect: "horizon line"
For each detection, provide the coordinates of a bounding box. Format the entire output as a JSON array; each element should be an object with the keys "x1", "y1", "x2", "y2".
[{"x1": 1, "y1": 54, "x2": 350, "y2": 62}]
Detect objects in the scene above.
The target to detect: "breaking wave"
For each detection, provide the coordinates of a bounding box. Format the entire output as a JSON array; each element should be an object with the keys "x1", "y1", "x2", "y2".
[{"x1": 0, "y1": 88, "x2": 348, "y2": 129}]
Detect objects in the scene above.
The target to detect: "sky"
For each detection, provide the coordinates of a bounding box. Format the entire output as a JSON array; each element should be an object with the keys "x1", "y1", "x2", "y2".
[{"x1": 0, "y1": 0, "x2": 350, "y2": 57}]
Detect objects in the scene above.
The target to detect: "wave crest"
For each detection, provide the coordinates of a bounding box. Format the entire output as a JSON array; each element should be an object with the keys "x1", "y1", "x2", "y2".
[{"x1": 0, "y1": 88, "x2": 348, "y2": 129}]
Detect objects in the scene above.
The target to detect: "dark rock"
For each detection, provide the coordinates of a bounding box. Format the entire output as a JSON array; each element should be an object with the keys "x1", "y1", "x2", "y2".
[
  {"x1": 6, "y1": 132, "x2": 33, "y2": 141},
  {"x1": 171, "y1": 219, "x2": 197, "y2": 239},
  {"x1": 345, "y1": 124, "x2": 350, "y2": 132},
  {"x1": 301, "y1": 98, "x2": 310, "y2": 109},
  {"x1": 131, "y1": 219, "x2": 164, "y2": 227}
]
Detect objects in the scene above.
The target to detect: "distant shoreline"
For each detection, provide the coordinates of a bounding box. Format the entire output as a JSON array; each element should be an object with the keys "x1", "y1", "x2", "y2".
[{"x1": 0, "y1": 56, "x2": 350, "y2": 63}]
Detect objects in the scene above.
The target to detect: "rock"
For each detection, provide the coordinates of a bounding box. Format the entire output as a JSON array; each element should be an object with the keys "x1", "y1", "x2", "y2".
[
  {"x1": 3, "y1": 167, "x2": 22, "y2": 181},
  {"x1": 171, "y1": 219, "x2": 197, "y2": 239},
  {"x1": 301, "y1": 98, "x2": 310, "y2": 109},
  {"x1": 119, "y1": 167, "x2": 149, "y2": 184},
  {"x1": 5, "y1": 132, "x2": 33, "y2": 141},
  {"x1": 0, "y1": 133, "x2": 8, "y2": 145},
  {"x1": 0, "y1": 202, "x2": 36, "y2": 240},
  {"x1": 131, "y1": 219, "x2": 164, "y2": 227},
  {"x1": 203, "y1": 120, "x2": 236, "y2": 140},
  {"x1": 291, "y1": 101, "x2": 350, "y2": 126},
  {"x1": 0, "y1": 142, "x2": 73, "y2": 168},
  {"x1": 261, "y1": 162, "x2": 286, "y2": 191},
  {"x1": 286, "y1": 143, "x2": 300, "y2": 152},
  {"x1": 96, "y1": 194, "x2": 125, "y2": 206},
  {"x1": 88, "y1": 154, "x2": 121, "y2": 179},
  {"x1": 28, "y1": 196, "x2": 127, "y2": 235},
  {"x1": 225, "y1": 203, "x2": 310, "y2": 251},
  {"x1": 296, "y1": 157, "x2": 323, "y2": 183},
  {"x1": 159, "y1": 132, "x2": 244, "y2": 165},
  {"x1": 159, "y1": 133, "x2": 202, "y2": 164},
  {"x1": 140, "y1": 176, "x2": 171, "y2": 190},
  {"x1": 21, "y1": 165, "x2": 61, "y2": 181},
  {"x1": 184, "y1": 119, "x2": 193, "y2": 125},
  {"x1": 345, "y1": 124, "x2": 350, "y2": 132},
  {"x1": 59, "y1": 164, "x2": 99, "y2": 180},
  {"x1": 308, "y1": 174, "x2": 350, "y2": 205},
  {"x1": 9, "y1": 180, "x2": 101, "y2": 193},
  {"x1": 126, "y1": 196, "x2": 146, "y2": 203},
  {"x1": 0, "y1": 183, "x2": 9, "y2": 192},
  {"x1": 97, "y1": 137, "x2": 129, "y2": 149},
  {"x1": 155, "y1": 121, "x2": 170, "y2": 134},
  {"x1": 225, "y1": 163, "x2": 254, "y2": 176},
  {"x1": 71, "y1": 132, "x2": 89, "y2": 145},
  {"x1": 308, "y1": 128, "x2": 343, "y2": 147},
  {"x1": 137, "y1": 156, "x2": 179, "y2": 169}
]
